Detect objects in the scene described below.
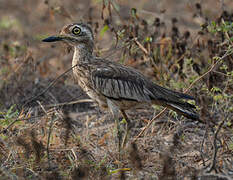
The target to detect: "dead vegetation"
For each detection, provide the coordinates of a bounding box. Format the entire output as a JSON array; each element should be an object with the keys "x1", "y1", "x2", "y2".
[{"x1": 0, "y1": 0, "x2": 233, "y2": 179}]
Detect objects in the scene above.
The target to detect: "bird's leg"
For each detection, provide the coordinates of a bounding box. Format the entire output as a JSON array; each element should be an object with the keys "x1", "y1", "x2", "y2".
[
  {"x1": 107, "y1": 99, "x2": 123, "y2": 156},
  {"x1": 120, "y1": 110, "x2": 131, "y2": 148}
]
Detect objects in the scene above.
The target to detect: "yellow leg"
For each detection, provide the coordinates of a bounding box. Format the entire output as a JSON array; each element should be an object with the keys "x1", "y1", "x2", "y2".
[
  {"x1": 107, "y1": 99, "x2": 123, "y2": 155},
  {"x1": 120, "y1": 110, "x2": 131, "y2": 148}
]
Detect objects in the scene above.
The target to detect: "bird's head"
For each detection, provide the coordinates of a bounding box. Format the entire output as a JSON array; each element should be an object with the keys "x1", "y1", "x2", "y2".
[{"x1": 42, "y1": 23, "x2": 94, "y2": 51}]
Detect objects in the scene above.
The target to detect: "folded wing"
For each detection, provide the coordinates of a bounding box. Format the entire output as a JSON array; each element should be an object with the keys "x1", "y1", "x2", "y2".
[{"x1": 91, "y1": 62, "x2": 198, "y2": 120}]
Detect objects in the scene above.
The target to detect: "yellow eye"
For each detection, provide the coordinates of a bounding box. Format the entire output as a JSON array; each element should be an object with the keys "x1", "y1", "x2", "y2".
[{"x1": 72, "y1": 27, "x2": 81, "y2": 35}]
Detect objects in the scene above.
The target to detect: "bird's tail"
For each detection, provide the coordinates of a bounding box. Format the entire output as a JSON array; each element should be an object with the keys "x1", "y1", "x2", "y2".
[
  {"x1": 165, "y1": 101, "x2": 199, "y2": 120},
  {"x1": 148, "y1": 83, "x2": 199, "y2": 120}
]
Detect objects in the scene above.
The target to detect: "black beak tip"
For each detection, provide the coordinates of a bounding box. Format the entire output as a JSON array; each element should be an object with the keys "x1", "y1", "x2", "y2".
[{"x1": 42, "y1": 36, "x2": 62, "y2": 42}]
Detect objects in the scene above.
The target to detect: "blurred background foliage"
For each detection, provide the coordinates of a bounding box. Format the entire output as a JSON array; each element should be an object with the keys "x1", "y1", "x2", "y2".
[{"x1": 0, "y1": 0, "x2": 232, "y2": 179}]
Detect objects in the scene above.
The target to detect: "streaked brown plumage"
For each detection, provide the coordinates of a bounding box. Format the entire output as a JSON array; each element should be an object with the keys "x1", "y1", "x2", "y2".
[{"x1": 42, "y1": 22, "x2": 199, "y2": 127}]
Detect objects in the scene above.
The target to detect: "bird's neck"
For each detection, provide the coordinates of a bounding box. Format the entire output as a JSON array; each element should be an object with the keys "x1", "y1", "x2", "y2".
[{"x1": 72, "y1": 44, "x2": 93, "y2": 67}]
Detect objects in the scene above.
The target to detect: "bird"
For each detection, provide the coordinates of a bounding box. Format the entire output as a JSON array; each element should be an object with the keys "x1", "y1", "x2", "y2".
[{"x1": 42, "y1": 22, "x2": 199, "y2": 148}]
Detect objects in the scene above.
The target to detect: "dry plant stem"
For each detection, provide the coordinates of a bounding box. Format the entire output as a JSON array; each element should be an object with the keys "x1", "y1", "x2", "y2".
[
  {"x1": 46, "y1": 114, "x2": 56, "y2": 168},
  {"x1": 37, "y1": 101, "x2": 52, "y2": 167},
  {"x1": 23, "y1": 64, "x2": 77, "y2": 107},
  {"x1": 2, "y1": 51, "x2": 31, "y2": 83},
  {"x1": 46, "y1": 99, "x2": 93, "y2": 108},
  {"x1": 0, "y1": 118, "x2": 20, "y2": 134},
  {"x1": 132, "y1": 108, "x2": 167, "y2": 142},
  {"x1": 0, "y1": 105, "x2": 73, "y2": 134},
  {"x1": 109, "y1": 1, "x2": 127, "y2": 24},
  {"x1": 132, "y1": 49, "x2": 232, "y2": 142},
  {"x1": 0, "y1": 115, "x2": 44, "y2": 134},
  {"x1": 200, "y1": 125, "x2": 208, "y2": 167},
  {"x1": 221, "y1": 19, "x2": 233, "y2": 46},
  {"x1": 134, "y1": 39, "x2": 149, "y2": 55},
  {"x1": 0, "y1": 108, "x2": 60, "y2": 134},
  {"x1": 37, "y1": 101, "x2": 55, "y2": 168},
  {"x1": 0, "y1": 166, "x2": 18, "y2": 180},
  {"x1": 135, "y1": 33, "x2": 200, "y2": 64},
  {"x1": 206, "y1": 118, "x2": 225, "y2": 173},
  {"x1": 103, "y1": 40, "x2": 133, "y2": 59}
]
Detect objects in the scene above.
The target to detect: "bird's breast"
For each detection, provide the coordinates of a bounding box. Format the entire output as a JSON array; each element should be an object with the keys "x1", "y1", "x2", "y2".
[{"x1": 72, "y1": 66, "x2": 108, "y2": 109}]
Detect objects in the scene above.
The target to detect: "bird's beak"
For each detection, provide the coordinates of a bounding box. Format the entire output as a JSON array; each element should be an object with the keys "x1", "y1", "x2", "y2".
[{"x1": 42, "y1": 35, "x2": 63, "y2": 42}]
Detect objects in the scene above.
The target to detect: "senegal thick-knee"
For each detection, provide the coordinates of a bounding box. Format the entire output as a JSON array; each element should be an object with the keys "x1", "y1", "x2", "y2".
[{"x1": 42, "y1": 23, "x2": 199, "y2": 137}]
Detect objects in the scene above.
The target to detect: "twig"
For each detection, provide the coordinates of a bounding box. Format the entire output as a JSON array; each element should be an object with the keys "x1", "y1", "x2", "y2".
[
  {"x1": 0, "y1": 109, "x2": 57, "y2": 134},
  {"x1": 206, "y1": 118, "x2": 225, "y2": 173},
  {"x1": 45, "y1": 99, "x2": 94, "y2": 108},
  {"x1": 37, "y1": 101, "x2": 56, "y2": 169},
  {"x1": 221, "y1": 19, "x2": 233, "y2": 46},
  {"x1": 103, "y1": 39, "x2": 133, "y2": 59},
  {"x1": 132, "y1": 49, "x2": 232, "y2": 142},
  {"x1": 0, "y1": 99, "x2": 93, "y2": 134},
  {"x1": 0, "y1": 118, "x2": 20, "y2": 134},
  {"x1": 71, "y1": 148, "x2": 78, "y2": 167},
  {"x1": 46, "y1": 114, "x2": 56, "y2": 169},
  {"x1": 2, "y1": 51, "x2": 33, "y2": 83},
  {"x1": 22, "y1": 64, "x2": 77, "y2": 107},
  {"x1": 200, "y1": 125, "x2": 208, "y2": 167},
  {"x1": 0, "y1": 114, "x2": 37, "y2": 134},
  {"x1": 213, "y1": 70, "x2": 231, "y2": 77},
  {"x1": 109, "y1": 0, "x2": 127, "y2": 25},
  {"x1": 132, "y1": 108, "x2": 167, "y2": 142},
  {"x1": 134, "y1": 39, "x2": 149, "y2": 55}
]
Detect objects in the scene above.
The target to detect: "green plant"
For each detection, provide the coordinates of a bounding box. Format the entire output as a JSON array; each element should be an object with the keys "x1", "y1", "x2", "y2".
[{"x1": 0, "y1": 104, "x2": 19, "y2": 126}]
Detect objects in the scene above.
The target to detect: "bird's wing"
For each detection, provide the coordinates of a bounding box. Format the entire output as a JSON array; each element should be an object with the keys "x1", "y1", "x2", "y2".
[
  {"x1": 90, "y1": 60, "x2": 198, "y2": 120},
  {"x1": 91, "y1": 63, "x2": 153, "y2": 102},
  {"x1": 91, "y1": 60, "x2": 195, "y2": 103}
]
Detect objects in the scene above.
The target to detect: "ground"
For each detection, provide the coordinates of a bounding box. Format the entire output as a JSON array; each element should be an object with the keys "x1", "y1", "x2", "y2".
[{"x1": 0, "y1": 0, "x2": 233, "y2": 179}]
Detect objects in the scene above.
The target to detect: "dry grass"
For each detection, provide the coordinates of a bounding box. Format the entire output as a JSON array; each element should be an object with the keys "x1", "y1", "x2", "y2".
[{"x1": 0, "y1": 0, "x2": 233, "y2": 179}]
